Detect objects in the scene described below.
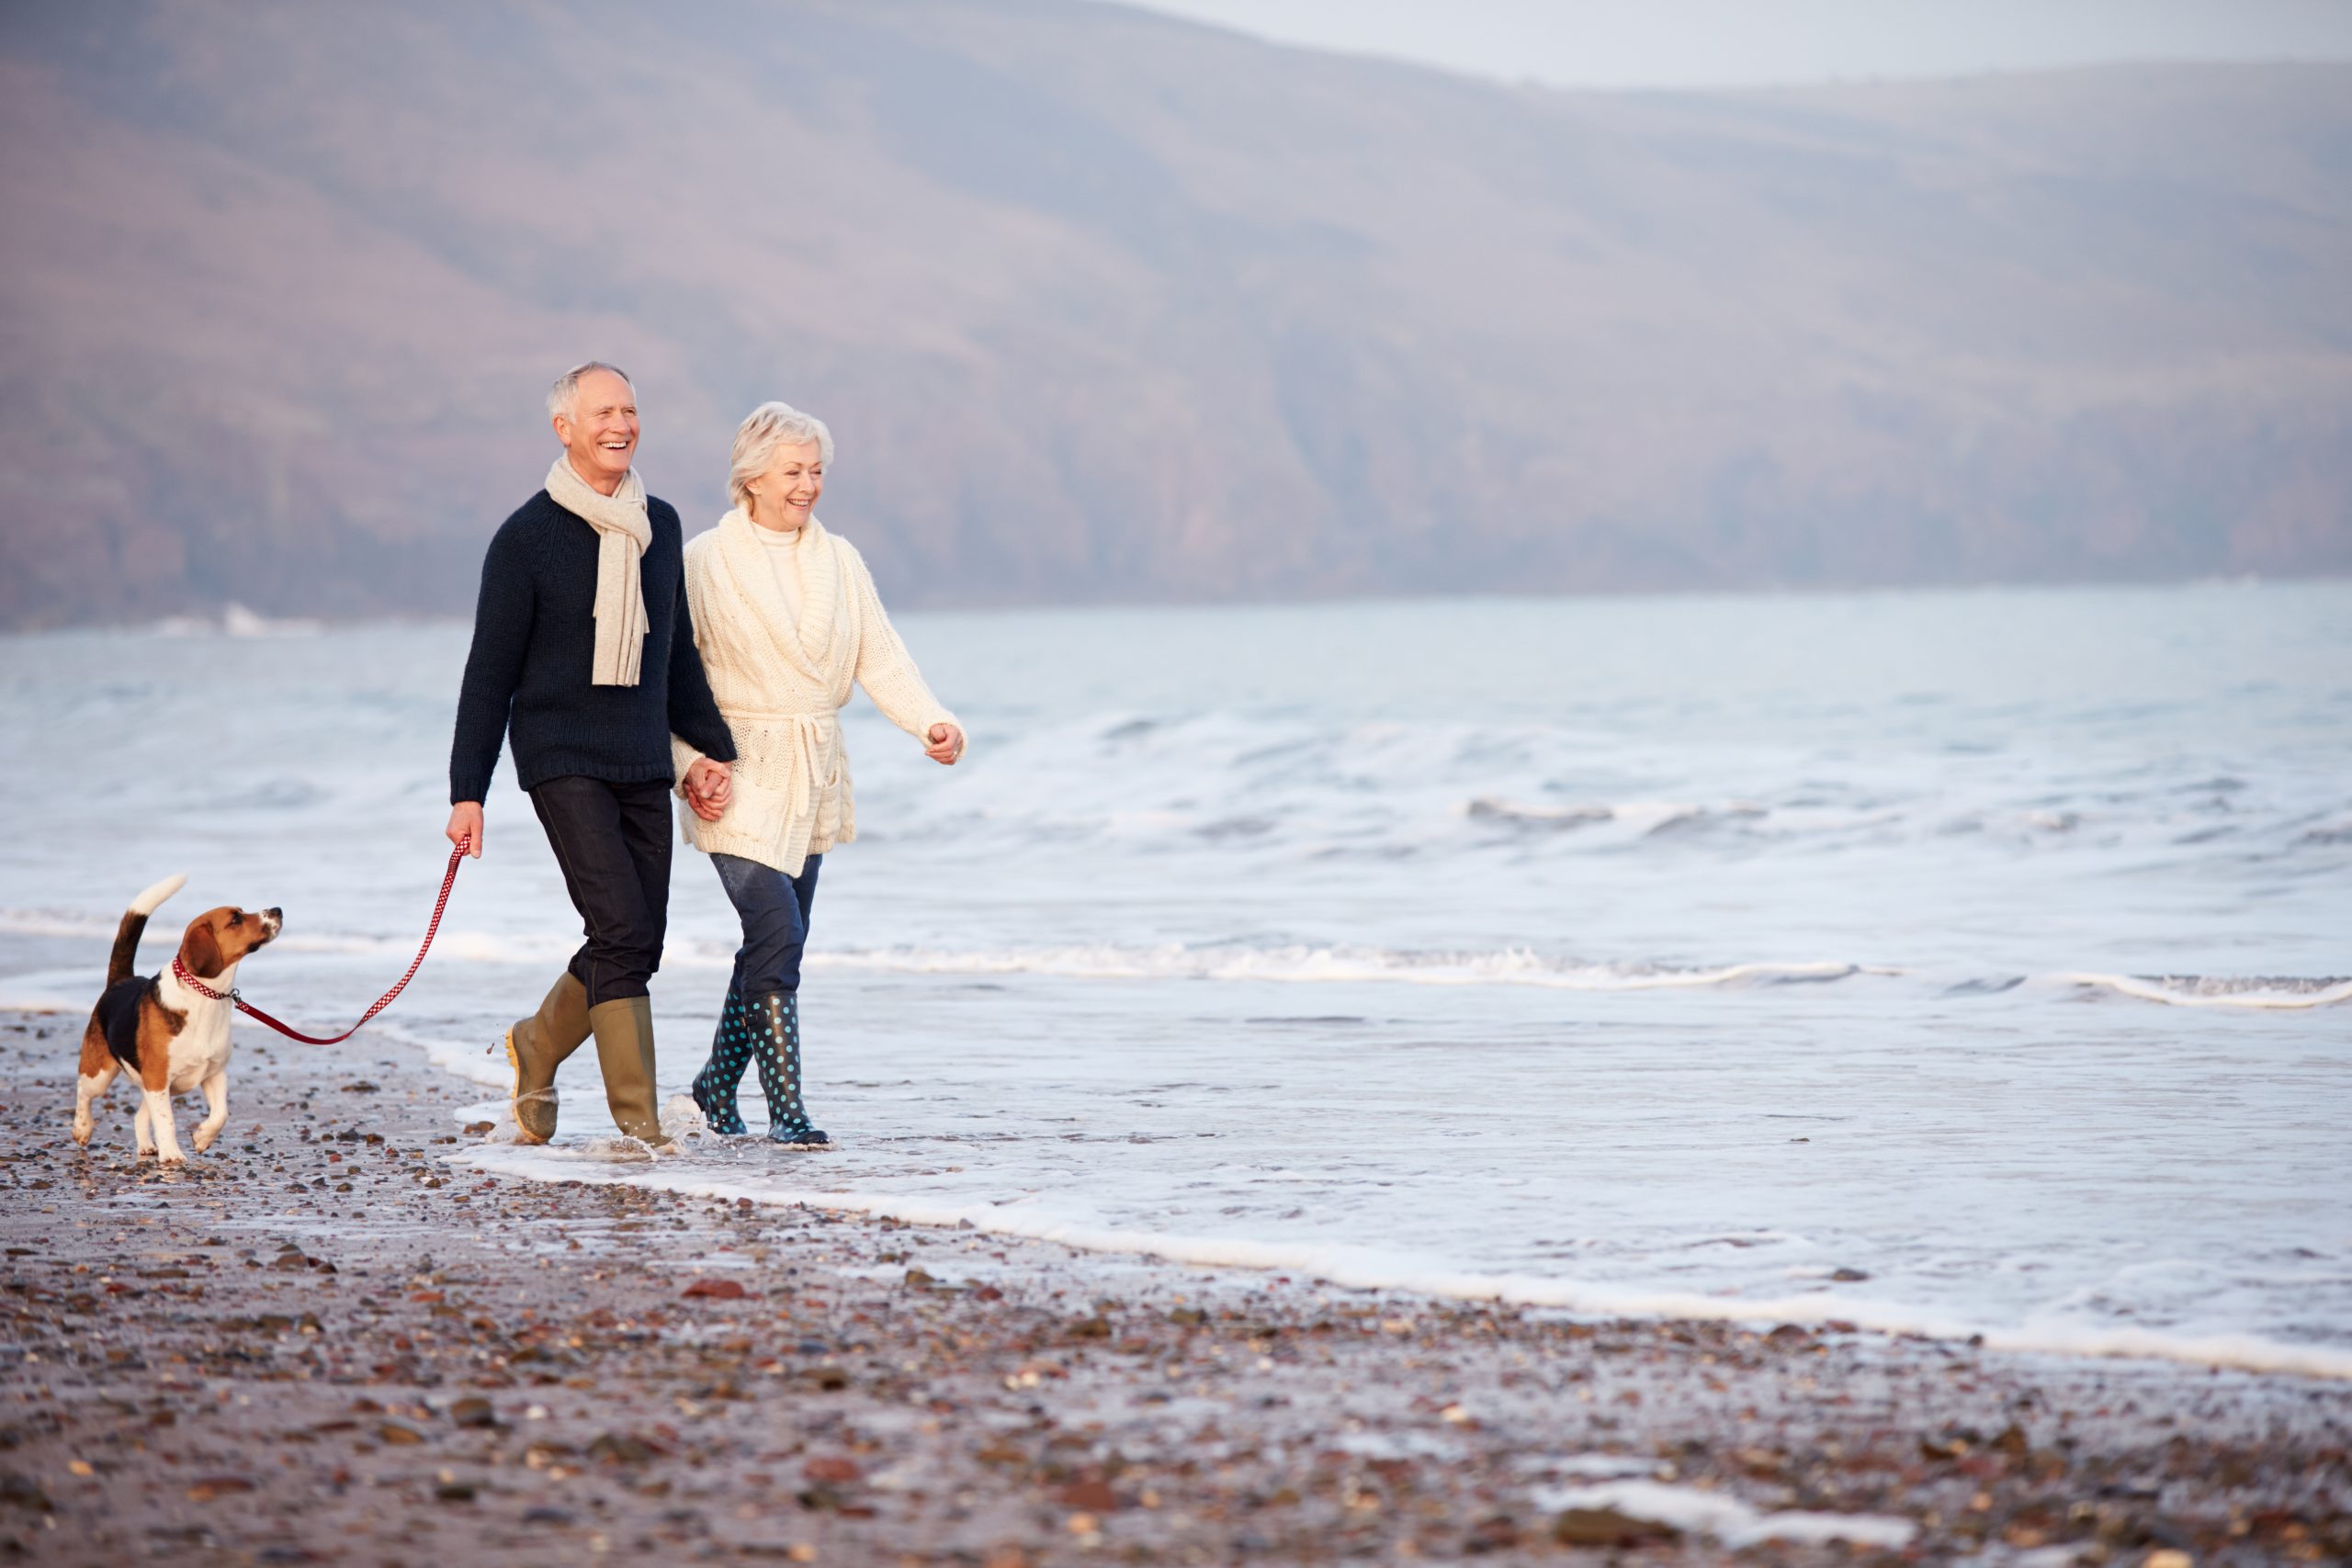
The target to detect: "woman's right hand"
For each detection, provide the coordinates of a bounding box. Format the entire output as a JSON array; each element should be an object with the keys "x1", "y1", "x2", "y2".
[{"x1": 924, "y1": 723, "x2": 965, "y2": 765}]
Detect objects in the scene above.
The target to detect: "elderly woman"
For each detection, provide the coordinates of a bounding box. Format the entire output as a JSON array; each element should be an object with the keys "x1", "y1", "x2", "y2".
[{"x1": 673, "y1": 401, "x2": 964, "y2": 1145}]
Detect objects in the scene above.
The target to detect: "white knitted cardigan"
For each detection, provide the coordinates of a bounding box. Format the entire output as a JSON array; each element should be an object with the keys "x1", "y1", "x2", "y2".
[{"x1": 671, "y1": 510, "x2": 960, "y2": 876}]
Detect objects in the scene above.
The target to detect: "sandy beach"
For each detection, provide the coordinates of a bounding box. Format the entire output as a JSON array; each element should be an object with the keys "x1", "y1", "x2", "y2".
[{"x1": 1, "y1": 1016, "x2": 2345, "y2": 1567}]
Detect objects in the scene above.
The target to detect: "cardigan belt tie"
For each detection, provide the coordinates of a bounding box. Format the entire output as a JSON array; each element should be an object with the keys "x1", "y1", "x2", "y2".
[{"x1": 731, "y1": 709, "x2": 841, "y2": 824}]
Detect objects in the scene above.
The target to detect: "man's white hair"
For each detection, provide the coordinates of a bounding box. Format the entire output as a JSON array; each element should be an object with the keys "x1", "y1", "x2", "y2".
[
  {"x1": 548, "y1": 360, "x2": 634, "y2": 422},
  {"x1": 729, "y1": 401, "x2": 835, "y2": 513}
]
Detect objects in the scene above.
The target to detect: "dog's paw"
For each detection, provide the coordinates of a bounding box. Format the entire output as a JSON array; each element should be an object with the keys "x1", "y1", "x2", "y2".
[
  {"x1": 71, "y1": 1120, "x2": 93, "y2": 1146},
  {"x1": 157, "y1": 1151, "x2": 186, "y2": 1166},
  {"x1": 192, "y1": 1127, "x2": 219, "y2": 1153}
]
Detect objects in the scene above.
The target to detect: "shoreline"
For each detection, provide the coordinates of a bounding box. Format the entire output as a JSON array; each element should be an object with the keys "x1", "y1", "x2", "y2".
[
  {"x1": 454, "y1": 1140, "x2": 2352, "y2": 1386},
  {"x1": 4, "y1": 1012, "x2": 2348, "y2": 1563}
]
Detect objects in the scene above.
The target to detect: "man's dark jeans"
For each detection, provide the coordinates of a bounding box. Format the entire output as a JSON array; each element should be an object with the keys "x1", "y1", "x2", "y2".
[
  {"x1": 529, "y1": 775, "x2": 673, "y2": 1008},
  {"x1": 712, "y1": 852, "x2": 821, "y2": 997}
]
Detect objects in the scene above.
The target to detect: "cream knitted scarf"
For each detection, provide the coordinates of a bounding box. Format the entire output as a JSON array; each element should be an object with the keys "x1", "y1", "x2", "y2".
[{"x1": 545, "y1": 456, "x2": 651, "y2": 686}]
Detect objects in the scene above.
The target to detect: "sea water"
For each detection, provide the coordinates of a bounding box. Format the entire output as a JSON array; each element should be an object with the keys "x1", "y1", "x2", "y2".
[{"x1": 3, "y1": 583, "x2": 2347, "y2": 1374}]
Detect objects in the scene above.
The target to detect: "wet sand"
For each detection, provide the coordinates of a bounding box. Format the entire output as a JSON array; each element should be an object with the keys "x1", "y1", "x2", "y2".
[{"x1": 2, "y1": 1013, "x2": 2346, "y2": 1566}]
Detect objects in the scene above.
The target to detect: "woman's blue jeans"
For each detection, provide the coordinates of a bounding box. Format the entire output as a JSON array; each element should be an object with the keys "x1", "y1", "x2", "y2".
[{"x1": 712, "y1": 852, "x2": 820, "y2": 997}]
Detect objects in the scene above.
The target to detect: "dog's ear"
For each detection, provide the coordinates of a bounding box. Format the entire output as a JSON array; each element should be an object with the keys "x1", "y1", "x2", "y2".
[{"x1": 183, "y1": 919, "x2": 224, "y2": 980}]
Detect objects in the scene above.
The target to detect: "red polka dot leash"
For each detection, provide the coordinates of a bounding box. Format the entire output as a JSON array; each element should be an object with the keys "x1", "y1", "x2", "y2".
[{"x1": 169, "y1": 837, "x2": 469, "y2": 1045}]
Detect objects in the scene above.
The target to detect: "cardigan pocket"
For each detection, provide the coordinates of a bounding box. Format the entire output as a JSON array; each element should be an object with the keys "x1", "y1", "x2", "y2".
[{"x1": 716, "y1": 710, "x2": 847, "y2": 856}]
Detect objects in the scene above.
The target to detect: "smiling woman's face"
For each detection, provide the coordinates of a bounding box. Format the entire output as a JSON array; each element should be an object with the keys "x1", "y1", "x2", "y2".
[
  {"x1": 553, "y1": 368, "x2": 639, "y2": 490},
  {"x1": 746, "y1": 440, "x2": 825, "y2": 532}
]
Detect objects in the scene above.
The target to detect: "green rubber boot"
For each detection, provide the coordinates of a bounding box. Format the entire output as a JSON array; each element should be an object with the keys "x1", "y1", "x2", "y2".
[
  {"x1": 503, "y1": 971, "x2": 589, "y2": 1144},
  {"x1": 589, "y1": 996, "x2": 673, "y2": 1151}
]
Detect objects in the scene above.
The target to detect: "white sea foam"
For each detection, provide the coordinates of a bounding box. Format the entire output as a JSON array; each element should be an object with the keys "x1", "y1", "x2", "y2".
[
  {"x1": 1332, "y1": 1430, "x2": 1465, "y2": 1461},
  {"x1": 578, "y1": 1135, "x2": 657, "y2": 1163},
  {"x1": 0, "y1": 914, "x2": 666, "y2": 976},
  {"x1": 1532, "y1": 1478, "x2": 1916, "y2": 1550},
  {"x1": 11, "y1": 903, "x2": 2345, "y2": 1012},
  {"x1": 2058, "y1": 972, "x2": 2352, "y2": 1010},
  {"x1": 365, "y1": 1023, "x2": 514, "y2": 1089},
  {"x1": 0, "y1": 917, "x2": 1880, "y2": 993},
  {"x1": 0, "y1": 914, "x2": 116, "y2": 941},
  {"x1": 800, "y1": 942, "x2": 1876, "y2": 990},
  {"x1": 660, "y1": 1094, "x2": 715, "y2": 1145},
  {"x1": 1546, "y1": 1454, "x2": 1653, "y2": 1479}
]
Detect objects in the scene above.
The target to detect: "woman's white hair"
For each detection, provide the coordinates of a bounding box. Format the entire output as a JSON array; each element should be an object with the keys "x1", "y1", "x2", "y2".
[
  {"x1": 729, "y1": 401, "x2": 834, "y2": 513},
  {"x1": 547, "y1": 360, "x2": 633, "y2": 422}
]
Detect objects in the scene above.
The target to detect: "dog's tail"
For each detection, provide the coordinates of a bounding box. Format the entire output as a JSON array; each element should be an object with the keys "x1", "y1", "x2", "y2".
[{"x1": 109, "y1": 874, "x2": 187, "y2": 990}]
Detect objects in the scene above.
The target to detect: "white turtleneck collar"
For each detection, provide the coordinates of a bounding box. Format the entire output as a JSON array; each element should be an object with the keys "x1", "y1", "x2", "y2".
[{"x1": 752, "y1": 521, "x2": 804, "y2": 622}]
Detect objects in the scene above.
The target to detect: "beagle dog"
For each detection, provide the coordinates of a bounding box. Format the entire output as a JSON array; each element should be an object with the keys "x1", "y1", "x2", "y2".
[{"x1": 73, "y1": 874, "x2": 282, "y2": 1163}]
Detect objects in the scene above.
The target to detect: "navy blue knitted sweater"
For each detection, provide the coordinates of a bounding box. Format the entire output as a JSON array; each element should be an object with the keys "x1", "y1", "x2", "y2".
[{"x1": 448, "y1": 490, "x2": 737, "y2": 803}]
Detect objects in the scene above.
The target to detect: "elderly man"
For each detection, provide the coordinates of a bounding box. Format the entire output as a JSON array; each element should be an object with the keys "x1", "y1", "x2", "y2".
[{"x1": 446, "y1": 361, "x2": 737, "y2": 1151}]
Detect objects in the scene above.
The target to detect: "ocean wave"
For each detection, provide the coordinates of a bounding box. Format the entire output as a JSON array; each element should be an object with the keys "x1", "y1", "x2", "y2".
[
  {"x1": 0, "y1": 913, "x2": 117, "y2": 941},
  {"x1": 1464, "y1": 797, "x2": 1613, "y2": 829},
  {"x1": 13, "y1": 905, "x2": 2346, "y2": 1010},
  {"x1": 151, "y1": 603, "x2": 323, "y2": 638},
  {"x1": 0, "y1": 911, "x2": 587, "y2": 966},
  {"x1": 1452, "y1": 793, "x2": 2334, "y2": 849},
  {"x1": 441, "y1": 1142, "x2": 2352, "y2": 1381},
  {"x1": 2058, "y1": 972, "x2": 2352, "y2": 1010},
  {"x1": 801, "y1": 943, "x2": 1874, "y2": 991},
  {"x1": 0, "y1": 914, "x2": 1872, "y2": 994},
  {"x1": 1463, "y1": 797, "x2": 1764, "y2": 836}
]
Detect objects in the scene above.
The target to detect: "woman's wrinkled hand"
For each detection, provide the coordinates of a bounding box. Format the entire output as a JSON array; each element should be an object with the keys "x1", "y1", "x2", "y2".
[{"x1": 924, "y1": 723, "x2": 965, "y2": 766}]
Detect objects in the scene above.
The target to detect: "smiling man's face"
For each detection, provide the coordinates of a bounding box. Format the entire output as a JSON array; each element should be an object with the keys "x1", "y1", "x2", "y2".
[{"x1": 554, "y1": 368, "x2": 639, "y2": 492}]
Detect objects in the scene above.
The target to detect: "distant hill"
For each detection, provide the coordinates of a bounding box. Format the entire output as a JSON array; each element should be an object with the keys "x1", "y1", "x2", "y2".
[{"x1": 2, "y1": 0, "x2": 2346, "y2": 627}]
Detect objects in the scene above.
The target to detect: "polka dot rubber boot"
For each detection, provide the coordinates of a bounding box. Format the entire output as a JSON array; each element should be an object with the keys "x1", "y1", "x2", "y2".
[
  {"x1": 744, "y1": 990, "x2": 830, "y2": 1148},
  {"x1": 689, "y1": 990, "x2": 752, "y2": 1136}
]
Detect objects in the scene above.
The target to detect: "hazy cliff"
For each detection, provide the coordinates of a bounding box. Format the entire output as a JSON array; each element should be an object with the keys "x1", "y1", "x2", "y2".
[{"x1": 2, "y1": 0, "x2": 2346, "y2": 626}]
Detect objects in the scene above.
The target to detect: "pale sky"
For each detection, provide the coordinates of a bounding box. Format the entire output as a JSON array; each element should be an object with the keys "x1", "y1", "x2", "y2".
[{"x1": 1093, "y1": 0, "x2": 2352, "y2": 90}]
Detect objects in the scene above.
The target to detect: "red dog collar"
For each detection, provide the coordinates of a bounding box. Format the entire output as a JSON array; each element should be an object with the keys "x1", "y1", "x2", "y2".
[{"x1": 171, "y1": 955, "x2": 234, "y2": 1002}]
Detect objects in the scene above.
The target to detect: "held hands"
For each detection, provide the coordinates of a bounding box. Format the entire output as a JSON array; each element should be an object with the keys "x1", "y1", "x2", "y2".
[
  {"x1": 447, "y1": 801, "x2": 484, "y2": 858},
  {"x1": 925, "y1": 723, "x2": 965, "y2": 766},
  {"x1": 684, "y1": 757, "x2": 733, "y2": 822}
]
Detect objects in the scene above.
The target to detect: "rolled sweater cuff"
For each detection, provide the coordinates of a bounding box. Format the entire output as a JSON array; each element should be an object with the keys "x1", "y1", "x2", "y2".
[
  {"x1": 670, "y1": 735, "x2": 706, "y2": 797},
  {"x1": 680, "y1": 723, "x2": 738, "y2": 764}
]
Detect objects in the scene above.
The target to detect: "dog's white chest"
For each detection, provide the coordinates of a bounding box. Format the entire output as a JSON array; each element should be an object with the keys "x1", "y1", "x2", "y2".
[{"x1": 167, "y1": 1002, "x2": 232, "y2": 1091}]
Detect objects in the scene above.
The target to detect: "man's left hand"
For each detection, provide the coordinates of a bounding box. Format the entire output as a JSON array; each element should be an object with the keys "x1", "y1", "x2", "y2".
[{"x1": 924, "y1": 724, "x2": 965, "y2": 765}]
